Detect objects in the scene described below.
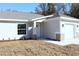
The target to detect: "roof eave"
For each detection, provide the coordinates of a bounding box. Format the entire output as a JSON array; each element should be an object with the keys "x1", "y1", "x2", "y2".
[
  {"x1": 0, "y1": 18, "x2": 28, "y2": 23},
  {"x1": 32, "y1": 14, "x2": 54, "y2": 21},
  {"x1": 60, "y1": 16, "x2": 79, "y2": 23}
]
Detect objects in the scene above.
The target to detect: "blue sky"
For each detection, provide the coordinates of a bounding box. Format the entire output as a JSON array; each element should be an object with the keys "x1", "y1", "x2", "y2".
[
  {"x1": 0, "y1": 3, "x2": 38, "y2": 12},
  {"x1": 0, "y1": 3, "x2": 71, "y2": 14}
]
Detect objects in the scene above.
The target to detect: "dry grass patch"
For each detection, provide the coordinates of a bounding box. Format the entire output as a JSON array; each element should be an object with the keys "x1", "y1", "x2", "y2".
[{"x1": 0, "y1": 40, "x2": 78, "y2": 56}]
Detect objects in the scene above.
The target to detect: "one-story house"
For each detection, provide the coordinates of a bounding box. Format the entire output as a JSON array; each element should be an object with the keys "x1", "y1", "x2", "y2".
[{"x1": 0, "y1": 10, "x2": 79, "y2": 41}]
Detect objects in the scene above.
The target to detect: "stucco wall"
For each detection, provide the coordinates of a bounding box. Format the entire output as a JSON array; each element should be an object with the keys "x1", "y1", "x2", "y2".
[
  {"x1": 27, "y1": 22, "x2": 33, "y2": 38},
  {"x1": 0, "y1": 22, "x2": 28, "y2": 40},
  {"x1": 40, "y1": 22, "x2": 44, "y2": 38},
  {"x1": 43, "y1": 17, "x2": 60, "y2": 39}
]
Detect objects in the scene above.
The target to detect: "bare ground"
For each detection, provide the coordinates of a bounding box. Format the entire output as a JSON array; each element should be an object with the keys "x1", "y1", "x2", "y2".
[{"x1": 0, "y1": 40, "x2": 78, "y2": 56}]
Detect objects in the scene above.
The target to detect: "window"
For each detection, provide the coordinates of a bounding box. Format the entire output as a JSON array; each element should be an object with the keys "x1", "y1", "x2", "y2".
[{"x1": 17, "y1": 24, "x2": 26, "y2": 35}]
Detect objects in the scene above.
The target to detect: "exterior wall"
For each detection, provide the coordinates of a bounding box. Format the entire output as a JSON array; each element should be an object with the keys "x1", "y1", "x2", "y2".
[
  {"x1": 40, "y1": 22, "x2": 44, "y2": 38},
  {"x1": 43, "y1": 17, "x2": 60, "y2": 40},
  {"x1": 27, "y1": 22, "x2": 33, "y2": 38},
  {"x1": 60, "y1": 20, "x2": 79, "y2": 40},
  {"x1": 0, "y1": 22, "x2": 28, "y2": 40},
  {"x1": 36, "y1": 22, "x2": 40, "y2": 38}
]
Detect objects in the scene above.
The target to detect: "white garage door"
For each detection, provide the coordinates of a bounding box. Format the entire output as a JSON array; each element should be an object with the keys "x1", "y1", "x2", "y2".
[{"x1": 63, "y1": 24, "x2": 74, "y2": 41}]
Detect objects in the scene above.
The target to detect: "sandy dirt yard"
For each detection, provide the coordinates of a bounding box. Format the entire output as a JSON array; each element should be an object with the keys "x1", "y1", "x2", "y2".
[{"x1": 0, "y1": 40, "x2": 78, "y2": 56}]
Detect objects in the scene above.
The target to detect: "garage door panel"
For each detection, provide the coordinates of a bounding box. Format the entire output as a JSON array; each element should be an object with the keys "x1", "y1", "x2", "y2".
[{"x1": 63, "y1": 24, "x2": 74, "y2": 40}]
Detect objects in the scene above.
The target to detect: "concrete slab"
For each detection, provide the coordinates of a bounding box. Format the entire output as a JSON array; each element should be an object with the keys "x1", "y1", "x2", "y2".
[{"x1": 44, "y1": 39, "x2": 79, "y2": 46}]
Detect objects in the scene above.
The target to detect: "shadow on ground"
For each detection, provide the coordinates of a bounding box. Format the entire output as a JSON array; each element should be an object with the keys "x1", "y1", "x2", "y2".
[{"x1": 42, "y1": 38, "x2": 60, "y2": 41}]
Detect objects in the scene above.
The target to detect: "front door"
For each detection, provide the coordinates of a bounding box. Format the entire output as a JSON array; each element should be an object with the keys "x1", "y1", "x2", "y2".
[{"x1": 36, "y1": 23, "x2": 40, "y2": 38}]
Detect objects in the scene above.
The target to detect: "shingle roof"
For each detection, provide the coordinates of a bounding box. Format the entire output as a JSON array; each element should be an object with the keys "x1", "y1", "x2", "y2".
[{"x1": 0, "y1": 10, "x2": 43, "y2": 20}]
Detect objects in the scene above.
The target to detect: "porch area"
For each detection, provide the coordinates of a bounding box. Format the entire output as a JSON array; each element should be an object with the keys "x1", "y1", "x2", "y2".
[{"x1": 31, "y1": 19, "x2": 45, "y2": 39}]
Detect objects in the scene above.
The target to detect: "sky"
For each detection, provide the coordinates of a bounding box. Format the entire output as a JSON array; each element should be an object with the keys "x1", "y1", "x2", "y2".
[
  {"x1": 0, "y1": 3, "x2": 71, "y2": 14},
  {"x1": 0, "y1": 3, "x2": 38, "y2": 12}
]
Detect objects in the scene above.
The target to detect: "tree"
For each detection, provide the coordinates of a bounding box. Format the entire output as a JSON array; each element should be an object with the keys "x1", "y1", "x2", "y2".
[
  {"x1": 54, "y1": 3, "x2": 72, "y2": 15},
  {"x1": 47, "y1": 3, "x2": 55, "y2": 15},
  {"x1": 55, "y1": 3, "x2": 79, "y2": 19},
  {"x1": 70, "y1": 3, "x2": 79, "y2": 18},
  {"x1": 35, "y1": 3, "x2": 72, "y2": 16},
  {"x1": 35, "y1": 3, "x2": 55, "y2": 16},
  {"x1": 35, "y1": 3, "x2": 47, "y2": 15}
]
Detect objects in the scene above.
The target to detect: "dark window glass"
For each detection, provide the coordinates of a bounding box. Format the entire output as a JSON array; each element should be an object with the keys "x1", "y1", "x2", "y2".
[
  {"x1": 18, "y1": 24, "x2": 26, "y2": 29},
  {"x1": 18, "y1": 30, "x2": 26, "y2": 34},
  {"x1": 18, "y1": 24, "x2": 26, "y2": 35}
]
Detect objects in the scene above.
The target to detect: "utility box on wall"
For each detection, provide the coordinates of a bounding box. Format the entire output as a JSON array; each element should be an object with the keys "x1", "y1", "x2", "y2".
[{"x1": 56, "y1": 32, "x2": 64, "y2": 41}]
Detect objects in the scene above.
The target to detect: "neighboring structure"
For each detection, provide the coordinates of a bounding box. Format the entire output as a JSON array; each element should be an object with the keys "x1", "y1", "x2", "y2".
[{"x1": 0, "y1": 10, "x2": 79, "y2": 41}]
